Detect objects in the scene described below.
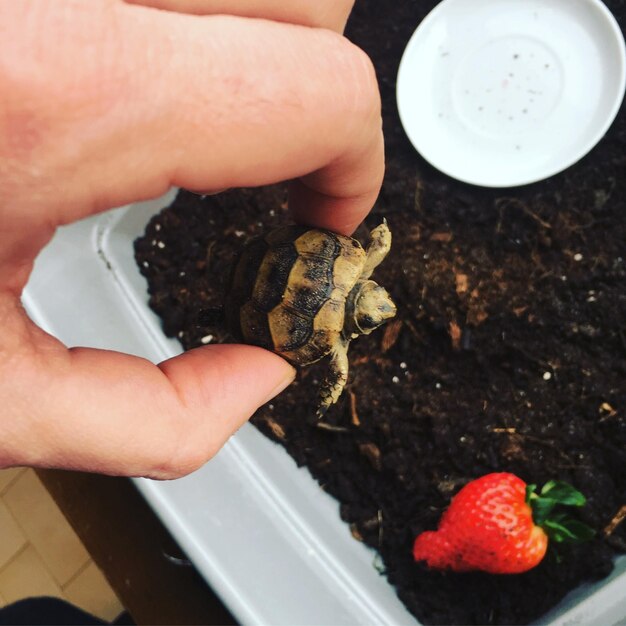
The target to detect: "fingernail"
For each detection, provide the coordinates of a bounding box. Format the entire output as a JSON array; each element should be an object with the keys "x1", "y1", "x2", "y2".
[
  {"x1": 191, "y1": 188, "x2": 230, "y2": 197},
  {"x1": 262, "y1": 367, "x2": 296, "y2": 404}
]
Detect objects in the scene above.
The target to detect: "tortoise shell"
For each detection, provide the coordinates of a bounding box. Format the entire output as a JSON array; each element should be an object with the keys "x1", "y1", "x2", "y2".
[{"x1": 225, "y1": 226, "x2": 366, "y2": 365}]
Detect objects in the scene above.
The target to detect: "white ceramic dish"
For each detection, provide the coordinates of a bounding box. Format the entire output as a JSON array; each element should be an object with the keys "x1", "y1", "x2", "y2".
[
  {"x1": 396, "y1": 0, "x2": 626, "y2": 187},
  {"x1": 23, "y1": 195, "x2": 626, "y2": 624}
]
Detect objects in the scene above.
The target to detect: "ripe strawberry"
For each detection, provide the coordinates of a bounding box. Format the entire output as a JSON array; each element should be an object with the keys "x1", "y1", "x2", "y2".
[{"x1": 413, "y1": 472, "x2": 594, "y2": 574}]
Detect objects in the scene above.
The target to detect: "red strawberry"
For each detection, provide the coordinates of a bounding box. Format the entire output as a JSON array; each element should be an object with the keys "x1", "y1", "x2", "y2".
[{"x1": 413, "y1": 472, "x2": 593, "y2": 574}]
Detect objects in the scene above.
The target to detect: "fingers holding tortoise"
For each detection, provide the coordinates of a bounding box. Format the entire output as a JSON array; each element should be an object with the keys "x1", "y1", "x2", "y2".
[
  {"x1": 1, "y1": 2, "x2": 383, "y2": 242},
  {"x1": 122, "y1": 0, "x2": 356, "y2": 32}
]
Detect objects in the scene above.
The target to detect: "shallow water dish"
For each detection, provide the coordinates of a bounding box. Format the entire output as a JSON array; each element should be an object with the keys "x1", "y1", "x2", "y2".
[{"x1": 396, "y1": 0, "x2": 626, "y2": 187}]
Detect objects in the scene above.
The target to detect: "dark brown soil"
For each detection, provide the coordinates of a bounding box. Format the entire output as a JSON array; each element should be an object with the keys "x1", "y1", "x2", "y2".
[{"x1": 134, "y1": 1, "x2": 626, "y2": 624}]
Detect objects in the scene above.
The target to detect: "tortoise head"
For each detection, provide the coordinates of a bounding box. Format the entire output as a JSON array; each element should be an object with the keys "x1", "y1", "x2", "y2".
[{"x1": 347, "y1": 280, "x2": 396, "y2": 336}]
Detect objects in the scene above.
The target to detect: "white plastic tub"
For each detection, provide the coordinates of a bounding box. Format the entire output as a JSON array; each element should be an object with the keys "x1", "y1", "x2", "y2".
[{"x1": 23, "y1": 193, "x2": 626, "y2": 625}]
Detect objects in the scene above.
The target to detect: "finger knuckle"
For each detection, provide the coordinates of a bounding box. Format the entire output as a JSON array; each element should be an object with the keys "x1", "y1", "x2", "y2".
[
  {"x1": 147, "y1": 442, "x2": 214, "y2": 481},
  {"x1": 143, "y1": 413, "x2": 222, "y2": 480},
  {"x1": 328, "y1": 36, "x2": 381, "y2": 126}
]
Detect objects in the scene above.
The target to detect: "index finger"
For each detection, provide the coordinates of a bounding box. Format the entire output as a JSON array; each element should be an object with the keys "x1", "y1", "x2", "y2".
[
  {"x1": 124, "y1": 0, "x2": 356, "y2": 33},
  {"x1": 2, "y1": 3, "x2": 384, "y2": 244},
  {"x1": 288, "y1": 126, "x2": 384, "y2": 235}
]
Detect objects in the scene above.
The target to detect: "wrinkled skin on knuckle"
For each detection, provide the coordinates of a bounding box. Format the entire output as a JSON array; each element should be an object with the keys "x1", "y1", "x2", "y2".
[
  {"x1": 147, "y1": 452, "x2": 205, "y2": 481},
  {"x1": 144, "y1": 425, "x2": 218, "y2": 480},
  {"x1": 141, "y1": 368, "x2": 226, "y2": 480}
]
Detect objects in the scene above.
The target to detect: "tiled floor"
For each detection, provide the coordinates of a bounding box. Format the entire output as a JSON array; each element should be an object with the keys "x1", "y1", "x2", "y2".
[{"x1": 0, "y1": 468, "x2": 125, "y2": 622}]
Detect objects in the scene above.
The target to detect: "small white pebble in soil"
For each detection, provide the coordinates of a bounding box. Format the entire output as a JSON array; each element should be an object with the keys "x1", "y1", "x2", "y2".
[
  {"x1": 177, "y1": 331, "x2": 184, "y2": 338},
  {"x1": 268, "y1": 404, "x2": 274, "y2": 410},
  {"x1": 235, "y1": 230, "x2": 245, "y2": 237},
  {"x1": 460, "y1": 436, "x2": 467, "y2": 443},
  {"x1": 587, "y1": 296, "x2": 597, "y2": 302},
  {"x1": 543, "y1": 371, "x2": 552, "y2": 381},
  {"x1": 435, "y1": 382, "x2": 442, "y2": 389},
  {"x1": 561, "y1": 275, "x2": 567, "y2": 281},
  {"x1": 269, "y1": 209, "x2": 276, "y2": 217},
  {"x1": 142, "y1": 261, "x2": 149, "y2": 268},
  {"x1": 392, "y1": 376, "x2": 400, "y2": 384},
  {"x1": 154, "y1": 223, "x2": 161, "y2": 231},
  {"x1": 400, "y1": 362, "x2": 407, "y2": 369},
  {"x1": 573, "y1": 253, "x2": 583, "y2": 261},
  {"x1": 179, "y1": 271, "x2": 186, "y2": 277},
  {"x1": 200, "y1": 334, "x2": 214, "y2": 344},
  {"x1": 157, "y1": 241, "x2": 165, "y2": 249}
]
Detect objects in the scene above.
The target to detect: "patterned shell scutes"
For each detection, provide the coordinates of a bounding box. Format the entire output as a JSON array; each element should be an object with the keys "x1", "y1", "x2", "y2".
[{"x1": 226, "y1": 226, "x2": 366, "y2": 365}]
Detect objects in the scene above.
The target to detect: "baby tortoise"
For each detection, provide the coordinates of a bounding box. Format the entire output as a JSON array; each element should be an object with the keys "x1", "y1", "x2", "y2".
[{"x1": 225, "y1": 222, "x2": 396, "y2": 415}]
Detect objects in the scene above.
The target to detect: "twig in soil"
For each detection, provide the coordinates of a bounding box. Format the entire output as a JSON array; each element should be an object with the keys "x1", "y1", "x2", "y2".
[
  {"x1": 348, "y1": 390, "x2": 361, "y2": 426},
  {"x1": 448, "y1": 321, "x2": 462, "y2": 350},
  {"x1": 205, "y1": 240, "x2": 216, "y2": 272},
  {"x1": 491, "y1": 428, "x2": 574, "y2": 463},
  {"x1": 521, "y1": 205, "x2": 552, "y2": 229},
  {"x1": 599, "y1": 402, "x2": 618, "y2": 422},
  {"x1": 494, "y1": 197, "x2": 552, "y2": 231},
  {"x1": 352, "y1": 355, "x2": 393, "y2": 369},
  {"x1": 413, "y1": 177, "x2": 424, "y2": 213},
  {"x1": 404, "y1": 319, "x2": 424, "y2": 343},
  {"x1": 510, "y1": 343, "x2": 552, "y2": 370},
  {"x1": 604, "y1": 505, "x2": 626, "y2": 538},
  {"x1": 381, "y1": 319, "x2": 403, "y2": 353},
  {"x1": 359, "y1": 443, "x2": 382, "y2": 471},
  {"x1": 316, "y1": 422, "x2": 349, "y2": 433},
  {"x1": 263, "y1": 417, "x2": 286, "y2": 441}
]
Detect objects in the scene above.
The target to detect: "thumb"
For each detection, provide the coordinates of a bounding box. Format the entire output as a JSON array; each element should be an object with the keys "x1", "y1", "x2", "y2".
[{"x1": 3, "y1": 333, "x2": 295, "y2": 478}]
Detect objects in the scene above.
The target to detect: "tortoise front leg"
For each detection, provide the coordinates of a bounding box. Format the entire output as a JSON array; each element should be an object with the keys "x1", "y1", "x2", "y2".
[
  {"x1": 316, "y1": 338, "x2": 350, "y2": 417},
  {"x1": 361, "y1": 220, "x2": 392, "y2": 280}
]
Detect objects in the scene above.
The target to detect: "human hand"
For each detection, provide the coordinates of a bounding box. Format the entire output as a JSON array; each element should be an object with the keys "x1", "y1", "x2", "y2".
[{"x1": 0, "y1": 0, "x2": 384, "y2": 478}]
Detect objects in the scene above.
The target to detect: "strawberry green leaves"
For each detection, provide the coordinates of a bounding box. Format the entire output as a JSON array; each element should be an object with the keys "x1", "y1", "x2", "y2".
[
  {"x1": 543, "y1": 516, "x2": 596, "y2": 544},
  {"x1": 540, "y1": 480, "x2": 587, "y2": 506},
  {"x1": 526, "y1": 480, "x2": 595, "y2": 543}
]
